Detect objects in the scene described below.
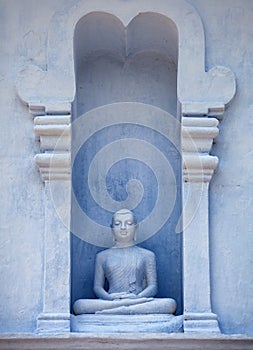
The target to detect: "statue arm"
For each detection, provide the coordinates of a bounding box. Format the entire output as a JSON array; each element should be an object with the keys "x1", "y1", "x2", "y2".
[
  {"x1": 93, "y1": 254, "x2": 113, "y2": 300},
  {"x1": 137, "y1": 251, "x2": 158, "y2": 298}
]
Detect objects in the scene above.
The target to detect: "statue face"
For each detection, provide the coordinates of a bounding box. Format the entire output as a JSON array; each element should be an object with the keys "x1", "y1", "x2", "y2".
[{"x1": 112, "y1": 212, "x2": 136, "y2": 244}]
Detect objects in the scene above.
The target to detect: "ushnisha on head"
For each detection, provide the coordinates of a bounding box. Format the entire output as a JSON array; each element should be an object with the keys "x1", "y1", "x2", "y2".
[{"x1": 111, "y1": 209, "x2": 138, "y2": 247}]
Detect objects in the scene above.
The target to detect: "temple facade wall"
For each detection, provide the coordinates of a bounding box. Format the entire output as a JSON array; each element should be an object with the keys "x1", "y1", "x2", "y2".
[{"x1": 0, "y1": 0, "x2": 253, "y2": 334}]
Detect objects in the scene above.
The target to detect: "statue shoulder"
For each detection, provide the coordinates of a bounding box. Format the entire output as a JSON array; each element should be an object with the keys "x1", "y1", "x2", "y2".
[
  {"x1": 96, "y1": 249, "x2": 111, "y2": 261},
  {"x1": 136, "y1": 246, "x2": 156, "y2": 259},
  {"x1": 96, "y1": 247, "x2": 120, "y2": 258}
]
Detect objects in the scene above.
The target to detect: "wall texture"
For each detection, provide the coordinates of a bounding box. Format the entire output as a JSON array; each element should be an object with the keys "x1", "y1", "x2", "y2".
[
  {"x1": 0, "y1": 0, "x2": 253, "y2": 334},
  {"x1": 190, "y1": 0, "x2": 253, "y2": 334}
]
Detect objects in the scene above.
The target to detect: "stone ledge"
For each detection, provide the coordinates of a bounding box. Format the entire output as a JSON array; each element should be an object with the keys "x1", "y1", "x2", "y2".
[{"x1": 0, "y1": 334, "x2": 252, "y2": 350}]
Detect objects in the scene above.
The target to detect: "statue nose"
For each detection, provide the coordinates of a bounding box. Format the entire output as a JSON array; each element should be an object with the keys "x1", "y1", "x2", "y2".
[{"x1": 121, "y1": 222, "x2": 126, "y2": 229}]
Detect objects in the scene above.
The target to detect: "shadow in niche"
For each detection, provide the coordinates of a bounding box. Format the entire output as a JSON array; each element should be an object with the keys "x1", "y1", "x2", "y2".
[{"x1": 70, "y1": 11, "x2": 183, "y2": 328}]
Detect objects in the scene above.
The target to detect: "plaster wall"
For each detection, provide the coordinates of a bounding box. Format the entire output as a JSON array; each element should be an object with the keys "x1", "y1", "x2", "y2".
[
  {"x1": 0, "y1": 0, "x2": 253, "y2": 334},
  {"x1": 0, "y1": 0, "x2": 67, "y2": 333},
  {"x1": 188, "y1": 0, "x2": 253, "y2": 334}
]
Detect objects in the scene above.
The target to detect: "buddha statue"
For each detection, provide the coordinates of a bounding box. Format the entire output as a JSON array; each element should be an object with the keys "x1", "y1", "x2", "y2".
[{"x1": 73, "y1": 209, "x2": 177, "y2": 315}]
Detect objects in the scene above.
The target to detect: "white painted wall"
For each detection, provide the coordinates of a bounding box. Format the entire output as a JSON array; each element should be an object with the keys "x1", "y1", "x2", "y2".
[
  {"x1": 0, "y1": 0, "x2": 253, "y2": 334},
  {"x1": 0, "y1": 0, "x2": 67, "y2": 333},
  {"x1": 190, "y1": 0, "x2": 253, "y2": 334}
]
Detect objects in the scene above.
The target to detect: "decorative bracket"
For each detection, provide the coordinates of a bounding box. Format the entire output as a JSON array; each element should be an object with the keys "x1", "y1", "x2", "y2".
[
  {"x1": 34, "y1": 114, "x2": 71, "y2": 181},
  {"x1": 182, "y1": 117, "x2": 219, "y2": 183}
]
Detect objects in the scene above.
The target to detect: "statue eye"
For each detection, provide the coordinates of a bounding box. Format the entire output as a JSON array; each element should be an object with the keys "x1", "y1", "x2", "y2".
[
  {"x1": 126, "y1": 221, "x2": 133, "y2": 225},
  {"x1": 114, "y1": 221, "x2": 120, "y2": 226}
]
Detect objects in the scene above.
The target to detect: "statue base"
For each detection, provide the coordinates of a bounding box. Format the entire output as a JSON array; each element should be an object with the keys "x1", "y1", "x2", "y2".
[{"x1": 71, "y1": 314, "x2": 183, "y2": 333}]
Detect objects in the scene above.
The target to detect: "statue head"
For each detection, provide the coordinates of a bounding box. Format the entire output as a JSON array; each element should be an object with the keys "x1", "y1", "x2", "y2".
[{"x1": 111, "y1": 209, "x2": 138, "y2": 247}]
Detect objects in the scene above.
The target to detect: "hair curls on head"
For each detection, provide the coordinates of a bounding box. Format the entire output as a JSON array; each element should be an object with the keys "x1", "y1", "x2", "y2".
[{"x1": 111, "y1": 209, "x2": 137, "y2": 227}]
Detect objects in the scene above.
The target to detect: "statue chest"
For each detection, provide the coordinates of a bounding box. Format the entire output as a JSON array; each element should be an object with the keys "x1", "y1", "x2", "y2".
[{"x1": 103, "y1": 248, "x2": 145, "y2": 293}]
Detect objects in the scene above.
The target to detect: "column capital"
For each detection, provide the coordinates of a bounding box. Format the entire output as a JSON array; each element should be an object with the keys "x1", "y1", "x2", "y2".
[
  {"x1": 182, "y1": 116, "x2": 219, "y2": 183},
  {"x1": 32, "y1": 113, "x2": 71, "y2": 182}
]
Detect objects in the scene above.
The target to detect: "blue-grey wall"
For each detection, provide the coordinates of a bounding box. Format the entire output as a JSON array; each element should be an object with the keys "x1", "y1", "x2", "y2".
[{"x1": 0, "y1": 0, "x2": 253, "y2": 334}]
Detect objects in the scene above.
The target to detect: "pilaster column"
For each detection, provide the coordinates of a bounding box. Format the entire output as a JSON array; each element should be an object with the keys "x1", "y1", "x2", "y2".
[
  {"x1": 182, "y1": 116, "x2": 220, "y2": 333},
  {"x1": 33, "y1": 106, "x2": 71, "y2": 333}
]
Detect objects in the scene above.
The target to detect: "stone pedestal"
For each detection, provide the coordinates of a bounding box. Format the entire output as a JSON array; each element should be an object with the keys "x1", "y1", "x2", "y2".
[{"x1": 71, "y1": 314, "x2": 183, "y2": 333}]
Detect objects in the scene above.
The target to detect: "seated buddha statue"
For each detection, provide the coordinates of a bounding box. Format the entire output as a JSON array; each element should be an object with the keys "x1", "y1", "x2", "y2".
[{"x1": 73, "y1": 209, "x2": 177, "y2": 315}]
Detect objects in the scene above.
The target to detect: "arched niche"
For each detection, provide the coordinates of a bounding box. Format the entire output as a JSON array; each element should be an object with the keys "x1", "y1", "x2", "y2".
[
  {"x1": 73, "y1": 12, "x2": 178, "y2": 115},
  {"x1": 71, "y1": 11, "x2": 182, "y2": 317},
  {"x1": 16, "y1": 0, "x2": 236, "y2": 334}
]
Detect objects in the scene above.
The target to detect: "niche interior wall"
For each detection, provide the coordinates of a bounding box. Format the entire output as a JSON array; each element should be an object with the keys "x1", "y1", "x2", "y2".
[{"x1": 71, "y1": 12, "x2": 183, "y2": 315}]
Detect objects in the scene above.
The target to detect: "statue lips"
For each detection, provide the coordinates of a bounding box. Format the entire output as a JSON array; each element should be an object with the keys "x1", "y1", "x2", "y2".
[{"x1": 120, "y1": 230, "x2": 128, "y2": 236}]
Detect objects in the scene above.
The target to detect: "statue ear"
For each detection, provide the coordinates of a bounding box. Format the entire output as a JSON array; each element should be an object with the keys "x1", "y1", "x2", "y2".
[
  {"x1": 111, "y1": 226, "x2": 116, "y2": 242},
  {"x1": 134, "y1": 224, "x2": 139, "y2": 241}
]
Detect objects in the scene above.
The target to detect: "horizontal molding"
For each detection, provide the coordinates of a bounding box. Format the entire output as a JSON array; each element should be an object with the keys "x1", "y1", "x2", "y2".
[
  {"x1": 34, "y1": 115, "x2": 71, "y2": 151},
  {"x1": 182, "y1": 117, "x2": 219, "y2": 153},
  {"x1": 34, "y1": 116, "x2": 71, "y2": 125},
  {"x1": 34, "y1": 125, "x2": 70, "y2": 137},
  {"x1": 184, "y1": 312, "x2": 220, "y2": 334},
  {"x1": 181, "y1": 102, "x2": 225, "y2": 117},
  {"x1": 182, "y1": 118, "x2": 219, "y2": 127},
  {"x1": 28, "y1": 102, "x2": 72, "y2": 116},
  {"x1": 0, "y1": 334, "x2": 252, "y2": 350},
  {"x1": 34, "y1": 153, "x2": 71, "y2": 181},
  {"x1": 183, "y1": 154, "x2": 218, "y2": 183}
]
